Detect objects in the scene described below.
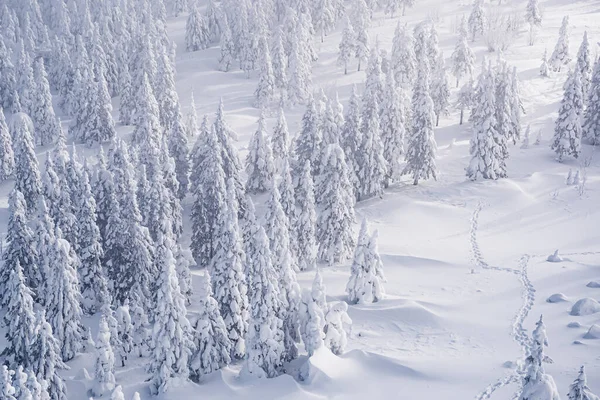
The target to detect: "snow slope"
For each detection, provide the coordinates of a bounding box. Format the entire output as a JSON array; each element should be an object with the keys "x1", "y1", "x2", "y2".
[{"x1": 4, "y1": 0, "x2": 600, "y2": 398}]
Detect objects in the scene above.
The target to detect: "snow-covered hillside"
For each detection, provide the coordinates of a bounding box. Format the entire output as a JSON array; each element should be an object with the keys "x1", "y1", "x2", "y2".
[{"x1": 0, "y1": 0, "x2": 599, "y2": 399}]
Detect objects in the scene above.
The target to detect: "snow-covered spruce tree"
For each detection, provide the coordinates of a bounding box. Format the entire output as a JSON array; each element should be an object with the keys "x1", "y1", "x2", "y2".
[
  {"x1": 316, "y1": 144, "x2": 356, "y2": 265},
  {"x1": 15, "y1": 42, "x2": 35, "y2": 116},
  {"x1": 295, "y1": 95, "x2": 323, "y2": 178},
  {"x1": 323, "y1": 301, "x2": 352, "y2": 355},
  {"x1": 457, "y1": 78, "x2": 474, "y2": 125},
  {"x1": 364, "y1": 44, "x2": 385, "y2": 106},
  {"x1": 346, "y1": 220, "x2": 386, "y2": 304},
  {"x1": 552, "y1": 68, "x2": 583, "y2": 162},
  {"x1": 494, "y1": 62, "x2": 511, "y2": 176},
  {"x1": 271, "y1": 26, "x2": 288, "y2": 90},
  {"x1": 431, "y1": 53, "x2": 451, "y2": 127},
  {"x1": 468, "y1": 0, "x2": 486, "y2": 42},
  {"x1": 381, "y1": 72, "x2": 405, "y2": 188},
  {"x1": 0, "y1": 365, "x2": 15, "y2": 400},
  {"x1": 567, "y1": 366, "x2": 599, "y2": 400},
  {"x1": 549, "y1": 16, "x2": 571, "y2": 72},
  {"x1": 119, "y1": 64, "x2": 135, "y2": 125},
  {"x1": 131, "y1": 73, "x2": 162, "y2": 167},
  {"x1": 30, "y1": 310, "x2": 68, "y2": 400},
  {"x1": 0, "y1": 108, "x2": 14, "y2": 182},
  {"x1": 91, "y1": 316, "x2": 116, "y2": 398},
  {"x1": 271, "y1": 106, "x2": 291, "y2": 175},
  {"x1": 339, "y1": 86, "x2": 362, "y2": 197},
  {"x1": 467, "y1": 64, "x2": 504, "y2": 180},
  {"x1": 391, "y1": 22, "x2": 416, "y2": 88},
  {"x1": 508, "y1": 67, "x2": 524, "y2": 145},
  {"x1": 299, "y1": 287, "x2": 325, "y2": 356},
  {"x1": 357, "y1": 91, "x2": 386, "y2": 201},
  {"x1": 0, "y1": 38, "x2": 16, "y2": 110},
  {"x1": 205, "y1": 0, "x2": 221, "y2": 42},
  {"x1": 264, "y1": 185, "x2": 301, "y2": 363},
  {"x1": 295, "y1": 161, "x2": 317, "y2": 271},
  {"x1": 403, "y1": 58, "x2": 438, "y2": 185},
  {"x1": 338, "y1": 17, "x2": 356, "y2": 75},
  {"x1": 115, "y1": 302, "x2": 134, "y2": 367},
  {"x1": 246, "y1": 113, "x2": 275, "y2": 194},
  {"x1": 1, "y1": 261, "x2": 36, "y2": 368},
  {"x1": 131, "y1": 298, "x2": 151, "y2": 358},
  {"x1": 219, "y1": 16, "x2": 235, "y2": 72},
  {"x1": 12, "y1": 366, "x2": 33, "y2": 399},
  {"x1": 186, "y1": 4, "x2": 210, "y2": 52},
  {"x1": 45, "y1": 228, "x2": 84, "y2": 362},
  {"x1": 11, "y1": 113, "x2": 41, "y2": 214},
  {"x1": 540, "y1": 49, "x2": 551, "y2": 78},
  {"x1": 526, "y1": 0, "x2": 542, "y2": 28},
  {"x1": 149, "y1": 233, "x2": 194, "y2": 395},
  {"x1": 31, "y1": 57, "x2": 60, "y2": 146},
  {"x1": 1, "y1": 190, "x2": 38, "y2": 305},
  {"x1": 155, "y1": 50, "x2": 182, "y2": 133},
  {"x1": 576, "y1": 32, "x2": 592, "y2": 100},
  {"x1": 25, "y1": 368, "x2": 47, "y2": 399},
  {"x1": 452, "y1": 17, "x2": 476, "y2": 88},
  {"x1": 168, "y1": 109, "x2": 191, "y2": 201},
  {"x1": 189, "y1": 273, "x2": 232, "y2": 381},
  {"x1": 313, "y1": 0, "x2": 336, "y2": 43},
  {"x1": 175, "y1": 245, "x2": 194, "y2": 304},
  {"x1": 210, "y1": 179, "x2": 249, "y2": 360},
  {"x1": 287, "y1": 26, "x2": 313, "y2": 105},
  {"x1": 243, "y1": 224, "x2": 285, "y2": 378},
  {"x1": 584, "y1": 58, "x2": 600, "y2": 144},
  {"x1": 279, "y1": 157, "x2": 298, "y2": 253},
  {"x1": 428, "y1": 23, "x2": 441, "y2": 73},
  {"x1": 254, "y1": 38, "x2": 276, "y2": 108},
  {"x1": 518, "y1": 316, "x2": 560, "y2": 400},
  {"x1": 77, "y1": 165, "x2": 109, "y2": 315},
  {"x1": 353, "y1": 0, "x2": 370, "y2": 72}
]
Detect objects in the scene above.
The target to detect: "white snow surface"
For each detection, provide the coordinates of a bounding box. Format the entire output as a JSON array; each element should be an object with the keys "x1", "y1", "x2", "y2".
[{"x1": 2, "y1": 0, "x2": 600, "y2": 398}]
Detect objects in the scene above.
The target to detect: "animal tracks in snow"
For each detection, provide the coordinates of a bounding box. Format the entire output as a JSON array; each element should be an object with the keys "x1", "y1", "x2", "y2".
[{"x1": 470, "y1": 204, "x2": 535, "y2": 400}]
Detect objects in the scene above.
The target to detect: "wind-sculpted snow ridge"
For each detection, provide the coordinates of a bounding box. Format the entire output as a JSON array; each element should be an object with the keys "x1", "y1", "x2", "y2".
[{"x1": 470, "y1": 204, "x2": 536, "y2": 400}]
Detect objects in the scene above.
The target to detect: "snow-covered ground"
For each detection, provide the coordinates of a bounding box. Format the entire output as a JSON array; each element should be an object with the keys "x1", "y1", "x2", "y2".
[{"x1": 4, "y1": 0, "x2": 600, "y2": 398}]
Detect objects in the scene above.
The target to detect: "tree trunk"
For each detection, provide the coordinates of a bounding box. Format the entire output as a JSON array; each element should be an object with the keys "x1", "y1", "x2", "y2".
[
  {"x1": 460, "y1": 109, "x2": 464, "y2": 125},
  {"x1": 344, "y1": 64, "x2": 347, "y2": 75},
  {"x1": 436, "y1": 113, "x2": 440, "y2": 127},
  {"x1": 357, "y1": 60, "x2": 361, "y2": 72}
]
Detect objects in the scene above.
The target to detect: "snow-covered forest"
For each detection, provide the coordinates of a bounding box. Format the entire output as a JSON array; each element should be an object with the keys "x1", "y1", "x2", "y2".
[{"x1": 0, "y1": 0, "x2": 598, "y2": 398}]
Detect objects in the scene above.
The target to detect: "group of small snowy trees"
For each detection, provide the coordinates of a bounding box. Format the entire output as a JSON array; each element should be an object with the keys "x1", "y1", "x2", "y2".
[
  {"x1": 518, "y1": 316, "x2": 599, "y2": 400},
  {"x1": 551, "y1": 30, "x2": 600, "y2": 160},
  {"x1": 466, "y1": 59, "x2": 523, "y2": 180}
]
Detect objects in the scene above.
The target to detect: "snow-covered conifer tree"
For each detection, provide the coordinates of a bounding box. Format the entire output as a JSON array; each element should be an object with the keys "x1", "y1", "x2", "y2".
[
  {"x1": 0, "y1": 366, "x2": 15, "y2": 400},
  {"x1": 11, "y1": 114, "x2": 41, "y2": 214},
  {"x1": 346, "y1": 220, "x2": 386, "y2": 304},
  {"x1": 295, "y1": 161, "x2": 317, "y2": 271},
  {"x1": 403, "y1": 59, "x2": 438, "y2": 185},
  {"x1": 316, "y1": 144, "x2": 356, "y2": 264},
  {"x1": 254, "y1": 37, "x2": 276, "y2": 109},
  {"x1": 457, "y1": 78, "x2": 474, "y2": 125},
  {"x1": 357, "y1": 91, "x2": 386, "y2": 200},
  {"x1": 567, "y1": 366, "x2": 599, "y2": 400},
  {"x1": 12, "y1": 366, "x2": 33, "y2": 399},
  {"x1": 30, "y1": 311, "x2": 68, "y2": 400},
  {"x1": 31, "y1": 58, "x2": 60, "y2": 146},
  {"x1": 295, "y1": 96, "x2": 322, "y2": 177},
  {"x1": 119, "y1": 64, "x2": 135, "y2": 125},
  {"x1": 168, "y1": 111, "x2": 190, "y2": 201},
  {"x1": 552, "y1": 68, "x2": 583, "y2": 161},
  {"x1": 287, "y1": 27, "x2": 313, "y2": 105},
  {"x1": 468, "y1": 0, "x2": 486, "y2": 42},
  {"x1": 299, "y1": 287, "x2": 325, "y2": 356},
  {"x1": 540, "y1": 49, "x2": 551, "y2": 78},
  {"x1": 271, "y1": 106, "x2": 291, "y2": 175},
  {"x1": 264, "y1": 184, "x2": 301, "y2": 362},
  {"x1": 508, "y1": 67, "x2": 524, "y2": 145},
  {"x1": 391, "y1": 22, "x2": 416, "y2": 88},
  {"x1": 77, "y1": 165, "x2": 109, "y2": 315},
  {"x1": 518, "y1": 316, "x2": 560, "y2": 400},
  {"x1": 526, "y1": 0, "x2": 542, "y2": 28},
  {"x1": 243, "y1": 224, "x2": 284, "y2": 378},
  {"x1": 190, "y1": 273, "x2": 232, "y2": 381},
  {"x1": 549, "y1": 16, "x2": 571, "y2": 72},
  {"x1": 338, "y1": 17, "x2": 356, "y2": 75},
  {"x1": 219, "y1": 16, "x2": 235, "y2": 72},
  {"x1": 45, "y1": 229, "x2": 83, "y2": 362},
  {"x1": 246, "y1": 113, "x2": 275, "y2": 194},
  {"x1": 380, "y1": 72, "x2": 405, "y2": 188},
  {"x1": 576, "y1": 32, "x2": 592, "y2": 99},
  {"x1": 131, "y1": 299, "x2": 150, "y2": 358},
  {"x1": 1, "y1": 261, "x2": 36, "y2": 368},
  {"x1": 584, "y1": 58, "x2": 600, "y2": 144},
  {"x1": 15, "y1": 42, "x2": 35, "y2": 116},
  {"x1": 0, "y1": 109, "x2": 14, "y2": 182},
  {"x1": 114, "y1": 303, "x2": 134, "y2": 367},
  {"x1": 1, "y1": 190, "x2": 37, "y2": 304},
  {"x1": 186, "y1": 5, "x2": 210, "y2": 52},
  {"x1": 0, "y1": 38, "x2": 16, "y2": 110},
  {"x1": 271, "y1": 26, "x2": 288, "y2": 90},
  {"x1": 210, "y1": 179, "x2": 248, "y2": 360},
  {"x1": 91, "y1": 316, "x2": 116, "y2": 398},
  {"x1": 352, "y1": 0, "x2": 370, "y2": 71},
  {"x1": 452, "y1": 17, "x2": 476, "y2": 87},
  {"x1": 323, "y1": 302, "x2": 352, "y2": 355},
  {"x1": 149, "y1": 234, "x2": 194, "y2": 395}
]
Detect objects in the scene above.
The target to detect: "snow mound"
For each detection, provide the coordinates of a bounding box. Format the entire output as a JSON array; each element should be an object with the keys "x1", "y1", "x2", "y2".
[
  {"x1": 350, "y1": 299, "x2": 442, "y2": 329},
  {"x1": 583, "y1": 324, "x2": 600, "y2": 339},
  {"x1": 546, "y1": 250, "x2": 563, "y2": 262},
  {"x1": 546, "y1": 293, "x2": 568, "y2": 303},
  {"x1": 570, "y1": 298, "x2": 600, "y2": 316},
  {"x1": 519, "y1": 374, "x2": 560, "y2": 400},
  {"x1": 568, "y1": 321, "x2": 583, "y2": 328},
  {"x1": 503, "y1": 361, "x2": 517, "y2": 368},
  {"x1": 586, "y1": 281, "x2": 600, "y2": 288}
]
